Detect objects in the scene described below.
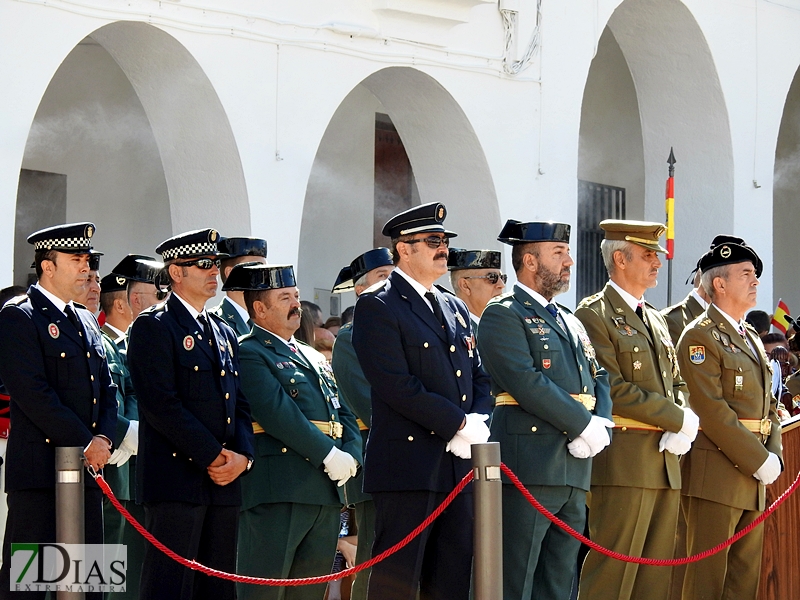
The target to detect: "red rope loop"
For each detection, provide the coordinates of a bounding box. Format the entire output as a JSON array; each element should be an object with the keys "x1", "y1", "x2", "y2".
[
  {"x1": 94, "y1": 469, "x2": 474, "y2": 586},
  {"x1": 500, "y1": 462, "x2": 800, "y2": 566}
]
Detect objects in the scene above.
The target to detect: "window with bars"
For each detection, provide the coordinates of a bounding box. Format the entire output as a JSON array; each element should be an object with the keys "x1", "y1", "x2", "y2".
[{"x1": 576, "y1": 180, "x2": 626, "y2": 302}]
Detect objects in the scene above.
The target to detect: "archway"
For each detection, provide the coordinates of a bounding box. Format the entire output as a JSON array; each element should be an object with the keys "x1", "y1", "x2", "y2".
[
  {"x1": 297, "y1": 67, "x2": 501, "y2": 317},
  {"x1": 578, "y1": 0, "x2": 734, "y2": 308},
  {"x1": 16, "y1": 21, "x2": 249, "y2": 283}
]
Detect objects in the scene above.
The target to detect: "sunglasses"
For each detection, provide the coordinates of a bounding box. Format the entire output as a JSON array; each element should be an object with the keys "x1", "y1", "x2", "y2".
[
  {"x1": 175, "y1": 258, "x2": 221, "y2": 270},
  {"x1": 463, "y1": 273, "x2": 508, "y2": 285},
  {"x1": 402, "y1": 236, "x2": 450, "y2": 249}
]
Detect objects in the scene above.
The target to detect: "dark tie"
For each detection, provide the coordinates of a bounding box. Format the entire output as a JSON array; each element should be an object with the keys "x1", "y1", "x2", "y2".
[
  {"x1": 64, "y1": 305, "x2": 85, "y2": 344},
  {"x1": 425, "y1": 291, "x2": 444, "y2": 326},
  {"x1": 635, "y1": 303, "x2": 644, "y2": 322},
  {"x1": 545, "y1": 303, "x2": 559, "y2": 320},
  {"x1": 197, "y1": 314, "x2": 219, "y2": 363}
]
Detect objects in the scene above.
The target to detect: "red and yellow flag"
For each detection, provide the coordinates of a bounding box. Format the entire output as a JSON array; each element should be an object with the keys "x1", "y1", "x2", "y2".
[{"x1": 772, "y1": 299, "x2": 790, "y2": 334}]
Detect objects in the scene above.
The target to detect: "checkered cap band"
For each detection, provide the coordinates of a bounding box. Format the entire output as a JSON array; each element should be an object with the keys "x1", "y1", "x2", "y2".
[
  {"x1": 161, "y1": 241, "x2": 219, "y2": 260},
  {"x1": 33, "y1": 237, "x2": 92, "y2": 251}
]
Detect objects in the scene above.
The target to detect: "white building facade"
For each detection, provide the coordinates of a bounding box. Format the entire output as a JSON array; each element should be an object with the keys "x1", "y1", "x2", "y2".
[{"x1": 2, "y1": 0, "x2": 800, "y2": 315}]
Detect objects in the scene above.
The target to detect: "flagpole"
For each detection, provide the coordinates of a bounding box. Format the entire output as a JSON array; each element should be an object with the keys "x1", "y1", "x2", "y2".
[{"x1": 665, "y1": 148, "x2": 676, "y2": 305}]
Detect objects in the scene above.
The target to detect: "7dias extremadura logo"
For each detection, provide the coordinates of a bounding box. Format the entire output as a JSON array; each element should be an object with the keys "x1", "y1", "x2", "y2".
[{"x1": 10, "y1": 543, "x2": 126, "y2": 593}]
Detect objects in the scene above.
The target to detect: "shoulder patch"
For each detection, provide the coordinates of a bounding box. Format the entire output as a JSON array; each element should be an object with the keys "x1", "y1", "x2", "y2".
[{"x1": 688, "y1": 345, "x2": 706, "y2": 364}]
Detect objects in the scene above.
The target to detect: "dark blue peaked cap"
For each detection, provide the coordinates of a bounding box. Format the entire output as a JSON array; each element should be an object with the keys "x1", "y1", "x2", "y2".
[
  {"x1": 497, "y1": 220, "x2": 571, "y2": 245},
  {"x1": 382, "y1": 202, "x2": 457, "y2": 239},
  {"x1": 112, "y1": 254, "x2": 164, "y2": 284},
  {"x1": 27, "y1": 222, "x2": 102, "y2": 255},
  {"x1": 332, "y1": 247, "x2": 394, "y2": 293},
  {"x1": 222, "y1": 263, "x2": 296, "y2": 291},
  {"x1": 156, "y1": 228, "x2": 225, "y2": 260},
  {"x1": 447, "y1": 249, "x2": 501, "y2": 271},
  {"x1": 217, "y1": 236, "x2": 268, "y2": 259}
]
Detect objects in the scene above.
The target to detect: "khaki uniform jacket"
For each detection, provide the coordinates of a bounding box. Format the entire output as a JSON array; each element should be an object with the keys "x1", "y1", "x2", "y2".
[
  {"x1": 677, "y1": 305, "x2": 783, "y2": 511},
  {"x1": 662, "y1": 292, "x2": 705, "y2": 345},
  {"x1": 576, "y1": 283, "x2": 687, "y2": 489}
]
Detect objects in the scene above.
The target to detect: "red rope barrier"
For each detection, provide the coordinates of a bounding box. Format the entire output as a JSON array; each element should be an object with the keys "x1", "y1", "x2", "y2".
[
  {"x1": 500, "y1": 462, "x2": 800, "y2": 566},
  {"x1": 94, "y1": 469, "x2": 473, "y2": 585}
]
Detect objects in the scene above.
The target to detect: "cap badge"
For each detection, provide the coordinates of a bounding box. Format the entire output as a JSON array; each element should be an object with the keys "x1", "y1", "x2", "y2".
[
  {"x1": 437, "y1": 206, "x2": 445, "y2": 220},
  {"x1": 86, "y1": 225, "x2": 94, "y2": 238},
  {"x1": 116, "y1": 276, "x2": 126, "y2": 286},
  {"x1": 720, "y1": 245, "x2": 732, "y2": 258},
  {"x1": 48, "y1": 323, "x2": 60, "y2": 339},
  {"x1": 183, "y1": 335, "x2": 195, "y2": 351},
  {"x1": 210, "y1": 230, "x2": 218, "y2": 242}
]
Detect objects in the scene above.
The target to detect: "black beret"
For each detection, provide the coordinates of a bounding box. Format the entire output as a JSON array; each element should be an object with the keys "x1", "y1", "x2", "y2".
[
  {"x1": 497, "y1": 220, "x2": 571, "y2": 245},
  {"x1": 156, "y1": 229, "x2": 225, "y2": 260},
  {"x1": 111, "y1": 254, "x2": 164, "y2": 284},
  {"x1": 332, "y1": 248, "x2": 394, "y2": 293},
  {"x1": 382, "y1": 202, "x2": 457, "y2": 239},
  {"x1": 217, "y1": 237, "x2": 268, "y2": 259},
  {"x1": 699, "y1": 237, "x2": 762, "y2": 278},
  {"x1": 222, "y1": 263, "x2": 296, "y2": 291},
  {"x1": 447, "y1": 249, "x2": 501, "y2": 271},
  {"x1": 100, "y1": 273, "x2": 128, "y2": 294}
]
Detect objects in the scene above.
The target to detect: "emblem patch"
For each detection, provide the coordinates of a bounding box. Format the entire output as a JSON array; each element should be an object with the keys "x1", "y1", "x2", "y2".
[
  {"x1": 290, "y1": 389, "x2": 299, "y2": 398},
  {"x1": 455, "y1": 312, "x2": 467, "y2": 328},
  {"x1": 720, "y1": 245, "x2": 731, "y2": 258},
  {"x1": 542, "y1": 359, "x2": 551, "y2": 369},
  {"x1": 633, "y1": 360, "x2": 642, "y2": 370},
  {"x1": 48, "y1": 323, "x2": 59, "y2": 339},
  {"x1": 183, "y1": 335, "x2": 195, "y2": 350},
  {"x1": 735, "y1": 375, "x2": 744, "y2": 391},
  {"x1": 689, "y1": 345, "x2": 705, "y2": 364}
]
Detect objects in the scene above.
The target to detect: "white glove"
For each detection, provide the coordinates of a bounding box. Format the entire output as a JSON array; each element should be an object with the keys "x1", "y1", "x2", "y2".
[
  {"x1": 107, "y1": 448, "x2": 132, "y2": 466},
  {"x1": 567, "y1": 437, "x2": 592, "y2": 459},
  {"x1": 679, "y1": 408, "x2": 700, "y2": 442},
  {"x1": 579, "y1": 416, "x2": 615, "y2": 456},
  {"x1": 457, "y1": 413, "x2": 491, "y2": 445},
  {"x1": 658, "y1": 431, "x2": 692, "y2": 456},
  {"x1": 753, "y1": 452, "x2": 782, "y2": 485},
  {"x1": 323, "y1": 447, "x2": 359, "y2": 487},
  {"x1": 446, "y1": 434, "x2": 473, "y2": 459}
]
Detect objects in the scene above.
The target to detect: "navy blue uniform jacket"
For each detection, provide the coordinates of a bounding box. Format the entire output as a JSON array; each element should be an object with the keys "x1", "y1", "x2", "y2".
[
  {"x1": 127, "y1": 294, "x2": 254, "y2": 506},
  {"x1": 352, "y1": 272, "x2": 493, "y2": 493},
  {"x1": 0, "y1": 286, "x2": 117, "y2": 492}
]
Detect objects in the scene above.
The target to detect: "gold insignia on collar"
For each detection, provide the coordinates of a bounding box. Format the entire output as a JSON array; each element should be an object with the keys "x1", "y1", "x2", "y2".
[
  {"x1": 616, "y1": 308, "x2": 624, "y2": 314},
  {"x1": 524, "y1": 301, "x2": 532, "y2": 306}
]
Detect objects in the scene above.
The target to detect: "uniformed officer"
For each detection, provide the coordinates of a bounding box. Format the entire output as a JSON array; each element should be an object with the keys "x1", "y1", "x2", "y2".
[
  {"x1": 477, "y1": 220, "x2": 613, "y2": 599},
  {"x1": 123, "y1": 254, "x2": 170, "y2": 320},
  {"x1": 352, "y1": 202, "x2": 493, "y2": 600},
  {"x1": 211, "y1": 237, "x2": 268, "y2": 336},
  {"x1": 0, "y1": 222, "x2": 117, "y2": 599},
  {"x1": 330, "y1": 247, "x2": 394, "y2": 600},
  {"x1": 447, "y1": 249, "x2": 506, "y2": 332},
  {"x1": 677, "y1": 237, "x2": 783, "y2": 600},
  {"x1": 575, "y1": 220, "x2": 699, "y2": 600},
  {"x1": 127, "y1": 228, "x2": 255, "y2": 600},
  {"x1": 228, "y1": 262, "x2": 362, "y2": 600}
]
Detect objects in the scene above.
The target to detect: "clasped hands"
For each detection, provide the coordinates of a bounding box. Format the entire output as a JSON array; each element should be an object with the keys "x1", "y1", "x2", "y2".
[
  {"x1": 208, "y1": 448, "x2": 249, "y2": 486},
  {"x1": 567, "y1": 416, "x2": 615, "y2": 459},
  {"x1": 446, "y1": 413, "x2": 491, "y2": 459}
]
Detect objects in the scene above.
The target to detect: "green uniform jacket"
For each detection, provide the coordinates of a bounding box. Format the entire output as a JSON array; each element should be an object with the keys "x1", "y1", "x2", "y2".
[
  {"x1": 661, "y1": 292, "x2": 705, "y2": 345},
  {"x1": 237, "y1": 326, "x2": 362, "y2": 510},
  {"x1": 677, "y1": 305, "x2": 783, "y2": 511},
  {"x1": 330, "y1": 322, "x2": 371, "y2": 504},
  {"x1": 576, "y1": 283, "x2": 687, "y2": 490},
  {"x1": 100, "y1": 329, "x2": 138, "y2": 501},
  {"x1": 211, "y1": 297, "x2": 251, "y2": 338},
  {"x1": 478, "y1": 287, "x2": 613, "y2": 490}
]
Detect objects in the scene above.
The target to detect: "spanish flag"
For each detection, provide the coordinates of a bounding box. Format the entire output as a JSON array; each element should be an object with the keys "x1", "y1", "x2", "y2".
[{"x1": 772, "y1": 299, "x2": 790, "y2": 334}]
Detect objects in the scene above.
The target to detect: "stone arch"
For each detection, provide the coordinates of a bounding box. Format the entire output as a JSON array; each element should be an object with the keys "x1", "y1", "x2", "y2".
[
  {"x1": 578, "y1": 0, "x2": 734, "y2": 307},
  {"x1": 297, "y1": 66, "x2": 501, "y2": 314},
  {"x1": 16, "y1": 21, "x2": 248, "y2": 281}
]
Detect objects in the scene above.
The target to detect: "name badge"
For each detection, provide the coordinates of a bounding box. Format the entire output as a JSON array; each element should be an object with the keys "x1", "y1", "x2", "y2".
[
  {"x1": 735, "y1": 375, "x2": 744, "y2": 391},
  {"x1": 330, "y1": 395, "x2": 341, "y2": 409}
]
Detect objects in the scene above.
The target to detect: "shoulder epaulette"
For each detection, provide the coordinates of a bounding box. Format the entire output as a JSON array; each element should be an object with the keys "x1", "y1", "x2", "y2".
[
  {"x1": 361, "y1": 280, "x2": 387, "y2": 295},
  {"x1": 434, "y1": 283, "x2": 455, "y2": 297},
  {"x1": 699, "y1": 318, "x2": 713, "y2": 327},
  {"x1": 577, "y1": 291, "x2": 602, "y2": 309},
  {"x1": 73, "y1": 302, "x2": 88, "y2": 310},
  {"x1": 339, "y1": 322, "x2": 353, "y2": 332},
  {"x1": 6, "y1": 295, "x2": 27, "y2": 306}
]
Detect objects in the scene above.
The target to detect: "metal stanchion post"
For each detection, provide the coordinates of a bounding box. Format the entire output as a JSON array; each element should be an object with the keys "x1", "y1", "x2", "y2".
[
  {"x1": 56, "y1": 446, "x2": 84, "y2": 600},
  {"x1": 472, "y1": 442, "x2": 502, "y2": 600}
]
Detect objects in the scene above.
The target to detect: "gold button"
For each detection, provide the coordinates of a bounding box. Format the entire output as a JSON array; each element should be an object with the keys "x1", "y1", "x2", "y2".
[
  {"x1": 431, "y1": 431, "x2": 435, "y2": 435},
  {"x1": 172, "y1": 452, "x2": 177, "y2": 457},
  {"x1": 194, "y1": 366, "x2": 199, "y2": 371},
  {"x1": 662, "y1": 371, "x2": 667, "y2": 377},
  {"x1": 622, "y1": 426, "x2": 628, "y2": 432},
  {"x1": 45, "y1": 438, "x2": 50, "y2": 443},
  {"x1": 221, "y1": 370, "x2": 226, "y2": 376},
  {"x1": 235, "y1": 371, "x2": 238, "y2": 376},
  {"x1": 227, "y1": 417, "x2": 231, "y2": 424},
  {"x1": 450, "y1": 345, "x2": 456, "y2": 352},
  {"x1": 738, "y1": 367, "x2": 743, "y2": 372},
  {"x1": 408, "y1": 436, "x2": 414, "y2": 441},
  {"x1": 189, "y1": 457, "x2": 192, "y2": 461},
  {"x1": 456, "y1": 370, "x2": 462, "y2": 377},
  {"x1": 91, "y1": 375, "x2": 94, "y2": 381},
  {"x1": 290, "y1": 378, "x2": 296, "y2": 384},
  {"x1": 92, "y1": 422, "x2": 96, "y2": 428},
  {"x1": 462, "y1": 395, "x2": 467, "y2": 401},
  {"x1": 281, "y1": 447, "x2": 287, "y2": 453},
  {"x1": 93, "y1": 398, "x2": 96, "y2": 405},
  {"x1": 225, "y1": 393, "x2": 230, "y2": 399},
  {"x1": 331, "y1": 414, "x2": 335, "y2": 420},
  {"x1": 531, "y1": 426, "x2": 537, "y2": 432},
  {"x1": 424, "y1": 342, "x2": 429, "y2": 348},
  {"x1": 61, "y1": 352, "x2": 66, "y2": 358},
  {"x1": 667, "y1": 391, "x2": 672, "y2": 397},
  {"x1": 306, "y1": 458, "x2": 310, "y2": 461},
  {"x1": 543, "y1": 344, "x2": 549, "y2": 350},
  {"x1": 579, "y1": 365, "x2": 583, "y2": 372},
  {"x1": 583, "y1": 386, "x2": 588, "y2": 392},
  {"x1": 633, "y1": 347, "x2": 639, "y2": 352},
  {"x1": 86, "y1": 352, "x2": 91, "y2": 358}
]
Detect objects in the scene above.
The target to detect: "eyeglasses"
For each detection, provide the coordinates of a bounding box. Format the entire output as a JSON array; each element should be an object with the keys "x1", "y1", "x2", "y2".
[
  {"x1": 402, "y1": 236, "x2": 450, "y2": 249},
  {"x1": 463, "y1": 273, "x2": 508, "y2": 285},
  {"x1": 175, "y1": 258, "x2": 221, "y2": 270}
]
